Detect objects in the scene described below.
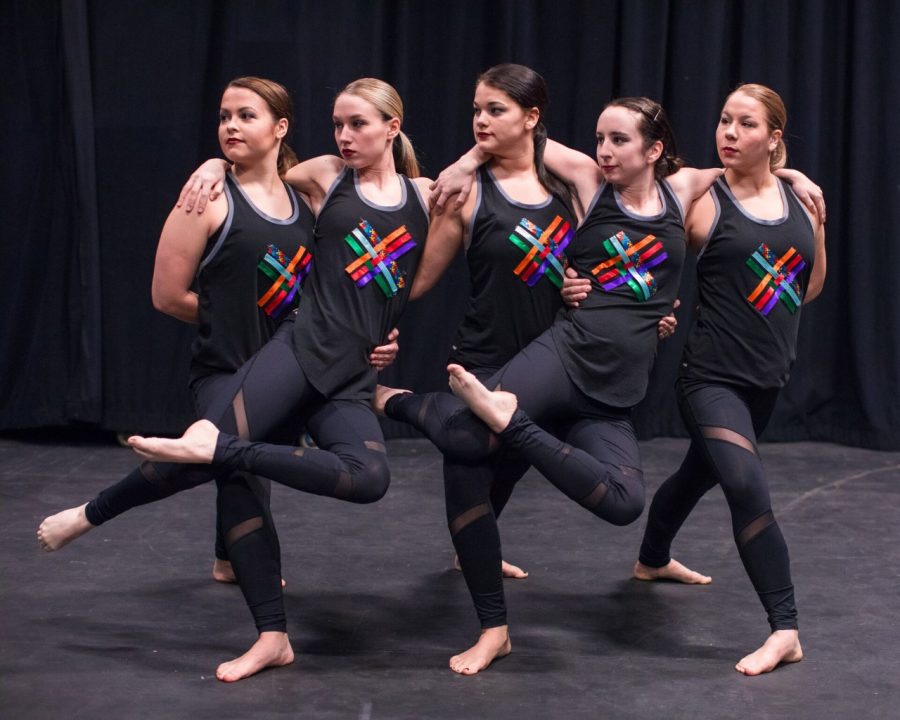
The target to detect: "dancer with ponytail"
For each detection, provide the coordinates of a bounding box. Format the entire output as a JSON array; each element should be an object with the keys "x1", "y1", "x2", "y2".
[
  {"x1": 633, "y1": 84, "x2": 826, "y2": 676},
  {"x1": 378, "y1": 96, "x2": 726, "y2": 674},
  {"x1": 38, "y1": 77, "x2": 430, "y2": 682}
]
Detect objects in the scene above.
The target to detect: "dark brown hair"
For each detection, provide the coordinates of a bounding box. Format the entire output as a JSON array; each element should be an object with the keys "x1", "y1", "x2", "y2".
[{"x1": 226, "y1": 76, "x2": 299, "y2": 176}]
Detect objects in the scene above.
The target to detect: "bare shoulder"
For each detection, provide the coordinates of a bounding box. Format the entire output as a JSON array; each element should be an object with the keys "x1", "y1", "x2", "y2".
[{"x1": 410, "y1": 176, "x2": 434, "y2": 207}]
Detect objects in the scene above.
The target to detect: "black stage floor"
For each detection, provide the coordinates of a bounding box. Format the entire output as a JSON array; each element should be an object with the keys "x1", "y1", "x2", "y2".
[{"x1": 2, "y1": 434, "x2": 898, "y2": 719}]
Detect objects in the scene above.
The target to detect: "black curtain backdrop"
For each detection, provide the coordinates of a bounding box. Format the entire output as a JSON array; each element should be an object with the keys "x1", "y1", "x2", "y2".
[{"x1": 2, "y1": 0, "x2": 898, "y2": 449}]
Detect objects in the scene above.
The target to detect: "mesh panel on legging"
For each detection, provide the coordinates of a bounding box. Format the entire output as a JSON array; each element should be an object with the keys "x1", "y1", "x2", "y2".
[
  {"x1": 85, "y1": 461, "x2": 212, "y2": 526},
  {"x1": 385, "y1": 391, "x2": 500, "y2": 461},
  {"x1": 217, "y1": 471, "x2": 285, "y2": 632},
  {"x1": 444, "y1": 460, "x2": 506, "y2": 628},
  {"x1": 641, "y1": 380, "x2": 797, "y2": 630},
  {"x1": 498, "y1": 410, "x2": 644, "y2": 526}
]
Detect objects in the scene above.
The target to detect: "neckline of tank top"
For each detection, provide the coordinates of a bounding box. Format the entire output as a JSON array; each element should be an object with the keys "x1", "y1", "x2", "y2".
[
  {"x1": 484, "y1": 166, "x2": 553, "y2": 210},
  {"x1": 351, "y1": 168, "x2": 408, "y2": 211},
  {"x1": 716, "y1": 176, "x2": 788, "y2": 226},
  {"x1": 226, "y1": 173, "x2": 299, "y2": 225},
  {"x1": 607, "y1": 180, "x2": 668, "y2": 221}
]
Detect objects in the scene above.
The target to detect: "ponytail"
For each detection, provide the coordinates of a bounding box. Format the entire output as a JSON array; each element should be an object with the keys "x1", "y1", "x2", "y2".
[
  {"x1": 278, "y1": 141, "x2": 299, "y2": 177},
  {"x1": 770, "y1": 137, "x2": 787, "y2": 171},
  {"x1": 533, "y1": 123, "x2": 579, "y2": 215},
  {"x1": 392, "y1": 130, "x2": 420, "y2": 178}
]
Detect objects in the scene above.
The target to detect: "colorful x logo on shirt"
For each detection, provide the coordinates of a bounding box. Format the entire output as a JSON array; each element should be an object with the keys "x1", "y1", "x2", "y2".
[
  {"x1": 344, "y1": 219, "x2": 417, "y2": 298},
  {"x1": 508, "y1": 215, "x2": 572, "y2": 288},
  {"x1": 591, "y1": 230, "x2": 668, "y2": 301},
  {"x1": 746, "y1": 243, "x2": 805, "y2": 315},
  {"x1": 258, "y1": 244, "x2": 312, "y2": 318}
]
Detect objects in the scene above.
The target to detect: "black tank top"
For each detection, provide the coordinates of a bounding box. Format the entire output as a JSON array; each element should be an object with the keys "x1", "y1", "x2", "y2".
[
  {"x1": 291, "y1": 167, "x2": 428, "y2": 399},
  {"x1": 190, "y1": 173, "x2": 315, "y2": 383},
  {"x1": 552, "y1": 179, "x2": 686, "y2": 408},
  {"x1": 449, "y1": 166, "x2": 573, "y2": 374},
  {"x1": 681, "y1": 177, "x2": 815, "y2": 388}
]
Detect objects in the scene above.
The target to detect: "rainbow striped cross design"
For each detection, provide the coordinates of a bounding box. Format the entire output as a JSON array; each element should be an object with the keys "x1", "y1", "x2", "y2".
[
  {"x1": 508, "y1": 215, "x2": 572, "y2": 288},
  {"x1": 344, "y1": 219, "x2": 417, "y2": 297},
  {"x1": 257, "y1": 244, "x2": 312, "y2": 319},
  {"x1": 590, "y1": 230, "x2": 668, "y2": 301},
  {"x1": 746, "y1": 243, "x2": 805, "y2": 316}
]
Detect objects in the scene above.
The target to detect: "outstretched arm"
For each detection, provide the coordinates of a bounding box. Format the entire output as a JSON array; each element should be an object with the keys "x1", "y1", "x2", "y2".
[
  {"x1": 776, "y1": 168, "x2": 826, "y2": 224},
  {"x1": 542, "y1": 139, "x2": 603, "y2": 214},
  {"x1": 178, "y1": 155, "x2": 346, "y2": 215},
  {"x1": 666, "y1": 167, "x2": 725, "y2": 214},
  {"x1": 177, "y1": 160, "x2": 230, "y2": 214},
  {"x1": 429, "y1": 146, "x2": 490, "y2": 214}
]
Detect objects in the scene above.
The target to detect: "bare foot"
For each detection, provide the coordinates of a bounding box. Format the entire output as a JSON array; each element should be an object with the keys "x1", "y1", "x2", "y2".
[
  {"x1": 212, "y1": 559, "x2": 286, "y2": 587},
  {"x1": 37, "y1": 503, "x2": 94, "y2": 551},
  {"x1": 372, "y1": 384, "x2": 410, "y2": 416},
  {"x1": 633, "y1": 559, "x2": 711, "y2": 584},
  {"x1": 454, "y1": 554, "x2": 528, "y2": 579},
  {"x1": 128, "y1": 419, "x2": 218, "y2": 463},
  {"x1": 212, "y1": 559, "x2": 237, "y2": 583},
  {"x1": 735, "y1": 629, "x2": 803, "y2": 676},
  {"x1": 449, "y1": 626, "x2": 512, "y2": 675},
  {"x1": 216, "y1": 631, "x2": 294, "y2": 682},
  {"x1": 446, "y1": 364, "x2": 517, "y2": 433}
]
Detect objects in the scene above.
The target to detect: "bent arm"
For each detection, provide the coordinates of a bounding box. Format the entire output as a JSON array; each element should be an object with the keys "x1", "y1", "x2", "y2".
[
  {"x1": 804, "y1": 221, "x2": 826, "y2": 303},
  {"x1": 152, "y1": 204, "x2": 218, "y2": 323},
  {"x1": 410, "y1": 201, "x2": 467, "y2": 300}
]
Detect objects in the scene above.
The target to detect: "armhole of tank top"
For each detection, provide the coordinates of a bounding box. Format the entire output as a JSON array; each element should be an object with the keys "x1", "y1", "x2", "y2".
[
  {"x1": 580, "y1": 181, "x2": 607, "y2": 228},
  {"x1": 407, "y1": 176, "x2": 429, "y2": 219},
  {"x1": 464, "y1": 171, "x2": 485, "y2": 252},
  {"x1": 284, "y1": 182, "x2": 301, "y2": 217},
  {"x1": 782, "y1": 180, "x2": 815, "y2": 235},
  {"x1": 198, "y1": 181, "x2": 235, "y2": 272},
  {"x1": 660, "y1": 177, "x2": 686, "y2": 225},
  {"x1": 696, "y1": 186, "x2": 722, "y2": 260},
  {"x1": 320, "y1": 166, "x2": 348, "y2": 209}
]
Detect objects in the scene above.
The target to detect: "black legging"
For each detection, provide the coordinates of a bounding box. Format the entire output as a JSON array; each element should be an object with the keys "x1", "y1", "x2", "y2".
[
  {"x1": 639, "y1": 377, "x2": 797, "y2": 632},
  {"x1": 387, "y1": 330, "x2": 644, "y2": 627},
  {"x1": 84, "y1": 320, "x2": 390, "y2": 632}
]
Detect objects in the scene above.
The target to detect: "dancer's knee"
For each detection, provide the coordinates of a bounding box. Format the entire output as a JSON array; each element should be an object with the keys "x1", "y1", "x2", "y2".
[
  {"x1": 599, "y1": 467, "x2": 645, "y2": 526},
  {"x1": 349, "y1": 453, "x2": 391, "y2": 504},
  {"x1": 608, "y1": 491, "x2": 645, "y2": 526}
]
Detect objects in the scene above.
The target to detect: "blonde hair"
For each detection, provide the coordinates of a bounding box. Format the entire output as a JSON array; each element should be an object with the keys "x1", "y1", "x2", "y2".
[
  {"x1": 730, "y1": 83, "x2": 788, "y2": 171},
  {"x1": 227, "y1": 76, "x2": 298, "y2": 176},
  {"x1": 337, "y1": 78, "x2": 420, "y2": 177}
]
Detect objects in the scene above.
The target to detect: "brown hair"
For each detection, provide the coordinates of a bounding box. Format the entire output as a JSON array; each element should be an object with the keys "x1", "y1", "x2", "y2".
[
  {"x1": 729, "y1": 83, "x2": 788, "y2": 171},
  {"x1": 477, "y1": 63, "x2": 575, "y2": 210},
  {"x1": 604, "y1": 97, "x2": 683, "y2": 179},
  {"x1": 226, "y1": 76, "x2": 299, "y2": 176},
  {"x1": 337, "y1": 78, "x2": 420, "y2": 177}
]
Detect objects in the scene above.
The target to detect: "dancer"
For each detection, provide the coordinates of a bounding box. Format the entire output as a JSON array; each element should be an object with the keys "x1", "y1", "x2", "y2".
[
  {"x1": 405, "y1": 63, "x2": 581, "y2": 580},
  {"x1": 148, "y1": 76, "x2": 396, "y2": 585},
  {"x1": 38, "y1": 78, "x2": 430, "y2": 682},
  {"x1": 378, "y1": 96, "x2": 728, "y2": 675},
  {"x1": 632, "y1": 84, "x2": 826, "y2": 676}
]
